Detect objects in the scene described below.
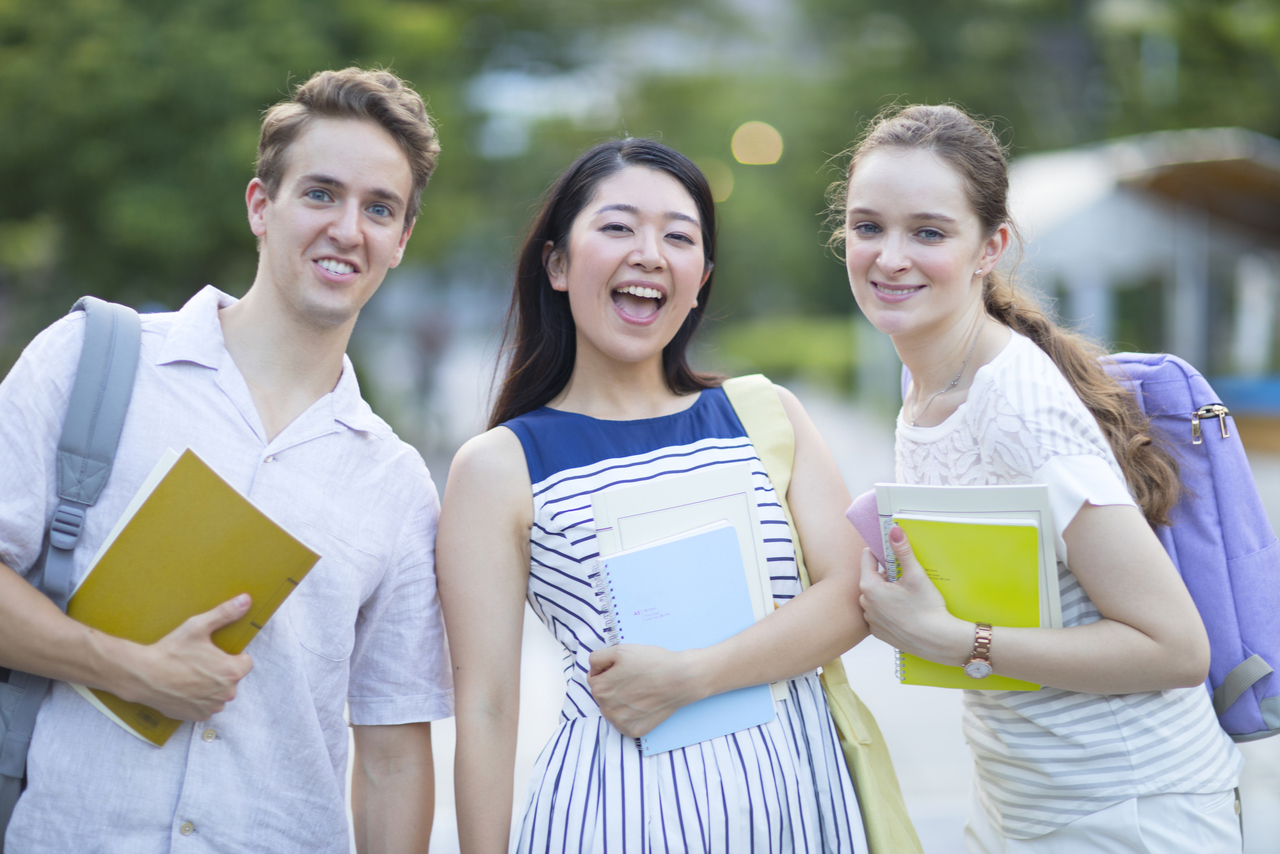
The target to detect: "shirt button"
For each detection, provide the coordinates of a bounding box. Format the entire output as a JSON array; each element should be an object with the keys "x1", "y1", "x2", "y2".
[
  {"x1": 264, "y1": 455, "x2": 275, "y2": 463},
  {"x1": 202, "y1": 728, "x2": 216, "y2": 743},
  {"x1": 180, "y1": 822, "x2": 195, "y2": 836}
]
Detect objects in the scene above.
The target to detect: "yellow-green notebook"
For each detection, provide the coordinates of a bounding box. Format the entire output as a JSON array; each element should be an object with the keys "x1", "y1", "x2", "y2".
[
  {"x1": 892, "y1": 515, "x2": 1042, "y2": 691},
  {"x1": 66, "y1": 448, "x2": 320, "y2": 746}
]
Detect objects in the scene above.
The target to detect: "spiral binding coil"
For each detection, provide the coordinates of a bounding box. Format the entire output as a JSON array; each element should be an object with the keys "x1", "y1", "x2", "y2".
[
  {"x1": 894, "y1": 649, "x2": 906, "y2": 682},
  {"x1": 589, "y1": 560, "x2": 623, "y2": 646}
]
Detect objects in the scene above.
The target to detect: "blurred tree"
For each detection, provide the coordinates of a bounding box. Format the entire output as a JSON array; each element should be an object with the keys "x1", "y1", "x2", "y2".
[
  {"x1": 0, "y1": 0, "x2": 718, "y2": 361},
  {"x1": 2, "y1": 0, "x2": 1279, "y2": 370}
]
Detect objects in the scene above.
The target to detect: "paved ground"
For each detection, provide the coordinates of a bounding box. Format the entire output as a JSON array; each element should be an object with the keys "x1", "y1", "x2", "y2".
[{"x1": 414, "y1": 385, "x2": 1280, "y2": 853}]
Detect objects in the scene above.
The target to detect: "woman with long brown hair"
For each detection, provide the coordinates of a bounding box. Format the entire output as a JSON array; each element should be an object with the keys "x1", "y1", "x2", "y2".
[
  {"x1": 840, "y1": 104, "x2": 1243, "y2": 851},
  {"x1": 436, "y1": 139, "x2": 873, "y2": 852}
]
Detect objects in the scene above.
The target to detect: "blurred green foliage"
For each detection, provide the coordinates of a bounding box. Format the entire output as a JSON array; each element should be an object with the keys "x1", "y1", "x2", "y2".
[
  {"x1": 2, "y1": 0, "x2": 1279, "y2": 371},
  {"x1": 710, "y1": 315, "x2": 856, "y2": 390}
]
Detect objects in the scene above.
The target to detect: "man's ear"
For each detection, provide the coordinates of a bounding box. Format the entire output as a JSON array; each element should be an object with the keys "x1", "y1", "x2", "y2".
[
  {"x1": 246, "y1": 178, "x2": 270, "y2": 238},
  {"x1": 544, "y1": 240, "x2": 568, "y2": 291},
  {"x1": 390, "y1": 218, "x2": 415, "y2": 269}
]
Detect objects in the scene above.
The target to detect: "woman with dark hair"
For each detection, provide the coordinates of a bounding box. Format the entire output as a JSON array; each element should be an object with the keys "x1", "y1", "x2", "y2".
[
  {"x1": 839, "y1": 105, "x2": 1243, "y2": 851},
  {"x1": 437, "y1": 139, "x2": 873, "y2": 851}
]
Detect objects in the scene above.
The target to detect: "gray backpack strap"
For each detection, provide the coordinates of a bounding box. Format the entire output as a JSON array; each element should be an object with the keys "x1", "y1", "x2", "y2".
[
  {"x1": 41, "y1": 297, "x2": 142, "y2": 610},
  {"x1": 1, "y1": 297, "x2": 140, "y2": 847}
]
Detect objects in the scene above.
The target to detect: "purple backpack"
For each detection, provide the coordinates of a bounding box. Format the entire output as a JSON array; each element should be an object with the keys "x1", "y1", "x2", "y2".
[
  {"x1": 1105, "y1": 353, "x2": 1279, "y2": 742},
  {"x1": 884, "y1": 354, "x2": 1280, "y2": 741}
]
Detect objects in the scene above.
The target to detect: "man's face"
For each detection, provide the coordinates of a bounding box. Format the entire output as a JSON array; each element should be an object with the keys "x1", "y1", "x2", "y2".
[{"x1": 246, "y1": 118, "x2": 415, "y2": 331}]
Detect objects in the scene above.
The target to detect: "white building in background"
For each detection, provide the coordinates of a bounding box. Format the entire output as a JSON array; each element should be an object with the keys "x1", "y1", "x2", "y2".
[{"x1": 1010, "y1": 127, "x2": 1280, "y2": 377}]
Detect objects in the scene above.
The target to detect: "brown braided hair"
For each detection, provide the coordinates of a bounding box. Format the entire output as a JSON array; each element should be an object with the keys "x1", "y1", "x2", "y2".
[{"x1": 830, "y1": 105, "x2": 1180, "y2": 526}]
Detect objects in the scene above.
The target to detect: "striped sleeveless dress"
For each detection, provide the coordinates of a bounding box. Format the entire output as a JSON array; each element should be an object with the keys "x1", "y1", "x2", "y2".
[{"x1": 502, "y1": 388, "x2": 868, "y2": 853}]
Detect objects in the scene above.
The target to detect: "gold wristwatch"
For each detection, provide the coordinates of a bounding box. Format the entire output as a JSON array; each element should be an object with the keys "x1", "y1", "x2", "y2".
[{"x1": 963, "y1": 622, "x2": 994, "y2": 679}]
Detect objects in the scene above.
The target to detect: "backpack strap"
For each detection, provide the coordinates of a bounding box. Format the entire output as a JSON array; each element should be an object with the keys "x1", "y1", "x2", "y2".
[
  {"x1": 40, "y1": 297, "x2": 142, "y2": 610},
  {"x1": 0, "y1": 298, "x2": 140, "y2": 841}
]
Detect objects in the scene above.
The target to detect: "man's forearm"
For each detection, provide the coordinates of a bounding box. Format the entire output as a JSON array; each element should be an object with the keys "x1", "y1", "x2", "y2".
[
  {"x1": 351, "y1": 722, "x2": 434, "y2": 854},
  {"x1": 0, "y1": 561, "x2": 136, "y2": 690},
  {"x1": 0, "y1": 561, "x2": 253, "y2": 719}
]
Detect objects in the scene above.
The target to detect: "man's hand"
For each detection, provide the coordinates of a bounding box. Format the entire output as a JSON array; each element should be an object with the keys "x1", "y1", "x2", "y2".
[
  {"x1": 587, "y1": 644, "x2": 704, "y2": 737},
  {"x1": 120, "y1": 594, "x2": 256, "y2": 720}
]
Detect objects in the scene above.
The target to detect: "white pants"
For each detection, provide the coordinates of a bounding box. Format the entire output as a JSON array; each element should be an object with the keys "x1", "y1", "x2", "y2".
[{"x1": 964, "y1": 788, "x2": 1242, "y2": 854}]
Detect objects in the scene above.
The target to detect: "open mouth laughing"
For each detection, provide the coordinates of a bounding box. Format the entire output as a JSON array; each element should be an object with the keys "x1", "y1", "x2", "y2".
[{"x1": 611, "y1": 284, "x2": 667, "y2": 320}]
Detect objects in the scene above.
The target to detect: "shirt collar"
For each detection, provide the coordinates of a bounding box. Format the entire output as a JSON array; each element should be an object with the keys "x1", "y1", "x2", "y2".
[
  {"x1": 156, "y1": 285, "x2": 388, "y2": 437},
  {"x1": 330, "y1": 356, "x2": 387, "y2": 435},
  {"x1": 156, "y1": 285, "x2": 235, "y2": 369}
]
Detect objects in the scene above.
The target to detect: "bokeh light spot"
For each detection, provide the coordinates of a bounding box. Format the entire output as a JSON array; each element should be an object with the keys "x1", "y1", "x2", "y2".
[
  {"x1": 731, "y1": 121, "x2": 783, "y2": 165},
  {"x1": 696, "y1": 158, "x2": 735, "y2": 202}
]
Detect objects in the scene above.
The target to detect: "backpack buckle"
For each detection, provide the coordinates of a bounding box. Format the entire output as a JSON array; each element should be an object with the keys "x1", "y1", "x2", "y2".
[
  {"x1": 49, "y1": 503, "x2": 87, "y2": 550},
  {"x1": 1192, "y1": 404, "x2": 1230, "y2": 445}
]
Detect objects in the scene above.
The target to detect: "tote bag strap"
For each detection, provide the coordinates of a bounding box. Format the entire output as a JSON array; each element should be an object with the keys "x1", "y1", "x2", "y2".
[{"x1": 721, "y1": 375, "x2": 923, "y2": 854}]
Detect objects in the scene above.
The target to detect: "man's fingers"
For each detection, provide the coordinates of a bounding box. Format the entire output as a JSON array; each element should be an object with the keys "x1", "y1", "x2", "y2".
[
  {"x1": 184, "y1": 593, "x2": 252, "y2": 637},
  {"x1": 231, "y1": 652, "x2": 254, "y2": 681}
]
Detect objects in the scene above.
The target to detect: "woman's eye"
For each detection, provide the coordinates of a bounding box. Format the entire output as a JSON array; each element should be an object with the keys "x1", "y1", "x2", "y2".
[
  {"x1": 917, "y1": 228, "x2": 945, "y2": 242},
  {"x1": 601, "y1": 223, "x2": 632, "y2": 235},
  {"x1": 850, "y1": 222, "x2": 880, "y2": 236},
  {"x1": 667, "y1": 232, "x2": 695, "y2": 245}
]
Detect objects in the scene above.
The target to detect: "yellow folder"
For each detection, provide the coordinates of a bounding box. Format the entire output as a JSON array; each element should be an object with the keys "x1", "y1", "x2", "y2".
[
  {"x1": 66, "y1": 448, "x2": 320, "y2": 746},
  {"x1": 893, "y1": 515, "x2": 1042, "y2": 691}
]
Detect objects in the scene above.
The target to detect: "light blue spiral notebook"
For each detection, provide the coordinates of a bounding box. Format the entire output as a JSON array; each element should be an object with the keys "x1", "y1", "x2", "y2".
[{"x1": 591, "y1": 521, "x2": 777, "y2": 755}]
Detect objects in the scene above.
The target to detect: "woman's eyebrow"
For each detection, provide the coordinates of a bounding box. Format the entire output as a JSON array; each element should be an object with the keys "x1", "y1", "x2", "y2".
[
  {"x1": 595, "y1": 203, "x2": 699, "y2": 225},
  {"x1": 847, "y1": 205, "x2": 957, "y2": 224}
]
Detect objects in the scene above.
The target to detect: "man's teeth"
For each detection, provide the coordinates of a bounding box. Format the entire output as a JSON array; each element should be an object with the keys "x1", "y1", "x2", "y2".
[
  {"x1": 617, "y1": 285, "x2": 663, "y2": 300},
  {"x1": 318, "y1": 259, "x2": 354, "y2": 275}
]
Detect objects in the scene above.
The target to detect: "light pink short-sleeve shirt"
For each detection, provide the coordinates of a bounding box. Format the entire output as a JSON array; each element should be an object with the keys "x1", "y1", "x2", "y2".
[{"x1": 1, "y1": 286, "x2": 453, "y2": 853}]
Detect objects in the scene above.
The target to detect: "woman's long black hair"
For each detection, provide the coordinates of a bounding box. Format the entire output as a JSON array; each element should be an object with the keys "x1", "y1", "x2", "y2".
[{"x1": 488, "y1": 138, "x2": 721, "y2": 430}]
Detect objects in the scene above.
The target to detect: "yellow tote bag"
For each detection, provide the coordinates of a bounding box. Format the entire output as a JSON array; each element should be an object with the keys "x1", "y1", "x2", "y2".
[{"x1": 723, "y1": 375, "x2": 924, "y2": 854}]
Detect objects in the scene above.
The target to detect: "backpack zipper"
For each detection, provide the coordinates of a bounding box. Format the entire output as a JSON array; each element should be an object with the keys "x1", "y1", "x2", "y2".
[{"x1": 1192, "y1": 404, "x2": 1230, "y2": 445}]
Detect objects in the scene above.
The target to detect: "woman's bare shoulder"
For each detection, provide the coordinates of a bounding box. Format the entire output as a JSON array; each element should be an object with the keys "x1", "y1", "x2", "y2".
[{"x1": 444, "y1": 426, "x2": 533, "y2": 515}]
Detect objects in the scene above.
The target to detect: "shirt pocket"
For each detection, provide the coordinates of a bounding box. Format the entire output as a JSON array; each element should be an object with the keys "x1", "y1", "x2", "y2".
[{"x1": 284, "y1": 528, "x2": 379, "y2": 662}]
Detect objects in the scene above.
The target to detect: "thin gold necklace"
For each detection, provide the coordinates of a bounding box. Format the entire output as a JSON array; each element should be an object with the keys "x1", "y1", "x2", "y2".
[{"x1": 909, "y1": 315, "x2": 986, "y2": 427}]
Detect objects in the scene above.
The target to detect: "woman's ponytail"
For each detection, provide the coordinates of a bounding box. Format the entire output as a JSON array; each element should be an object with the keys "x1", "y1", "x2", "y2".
[{"x1": 984, "y1": 274, "x2": 1181, "y2": 526}]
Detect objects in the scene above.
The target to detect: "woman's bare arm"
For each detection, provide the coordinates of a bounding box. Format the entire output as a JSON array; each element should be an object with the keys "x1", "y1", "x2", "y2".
[
  {"x1": 435, "y1": 427, "x2": 533, "y2": 853},
  {"x1": 859, "y1": 502, "x2": 1209, "y2": 694}
]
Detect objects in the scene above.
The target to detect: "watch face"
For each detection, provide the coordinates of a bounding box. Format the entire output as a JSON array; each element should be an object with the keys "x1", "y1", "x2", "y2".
[{"x1": 964, "y1": 659, "x2": 993, "y2": 679}]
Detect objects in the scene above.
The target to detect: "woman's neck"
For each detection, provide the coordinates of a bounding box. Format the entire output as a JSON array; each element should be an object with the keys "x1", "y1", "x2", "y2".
[
  {"x1": 894, "y1": 309, "x2": 1010, "y2": 427},
  {"x1": 547, "y1": 343, "x2": 695, "y2": 421}
]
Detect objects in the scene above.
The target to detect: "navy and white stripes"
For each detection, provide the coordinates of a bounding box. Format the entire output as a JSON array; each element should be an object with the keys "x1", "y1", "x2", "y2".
[{"x1": 505, "y1": 389, "x2": 867, "y2": 853}]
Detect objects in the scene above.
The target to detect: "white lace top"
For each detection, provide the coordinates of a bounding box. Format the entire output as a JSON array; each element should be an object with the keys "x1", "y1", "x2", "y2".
[{"x1": 896, "y1": 331, "x2": 1242, "y2": 839}]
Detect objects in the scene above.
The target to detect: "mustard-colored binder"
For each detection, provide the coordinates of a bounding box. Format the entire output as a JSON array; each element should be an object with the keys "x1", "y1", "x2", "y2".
[
  {"x1": 66, "y1": 448, "x2": 320, "y2": 746},
  {"x1": 892, "y1": 515, "x2": 1042, "y2": 691}
]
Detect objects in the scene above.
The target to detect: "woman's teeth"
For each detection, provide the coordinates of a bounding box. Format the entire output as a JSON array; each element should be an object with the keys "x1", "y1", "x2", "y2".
[
  {"x1": 876, "y1": 283, "x2": 921, "y2": 295},
  {"x1": 617, "y1": 285, "x2": 663, "y2": 300}
]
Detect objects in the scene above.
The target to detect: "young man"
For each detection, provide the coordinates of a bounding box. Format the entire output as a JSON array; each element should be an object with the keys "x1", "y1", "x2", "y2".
[{"x1": 0, "y1": 68, "x2": 451, "y2": 853}]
